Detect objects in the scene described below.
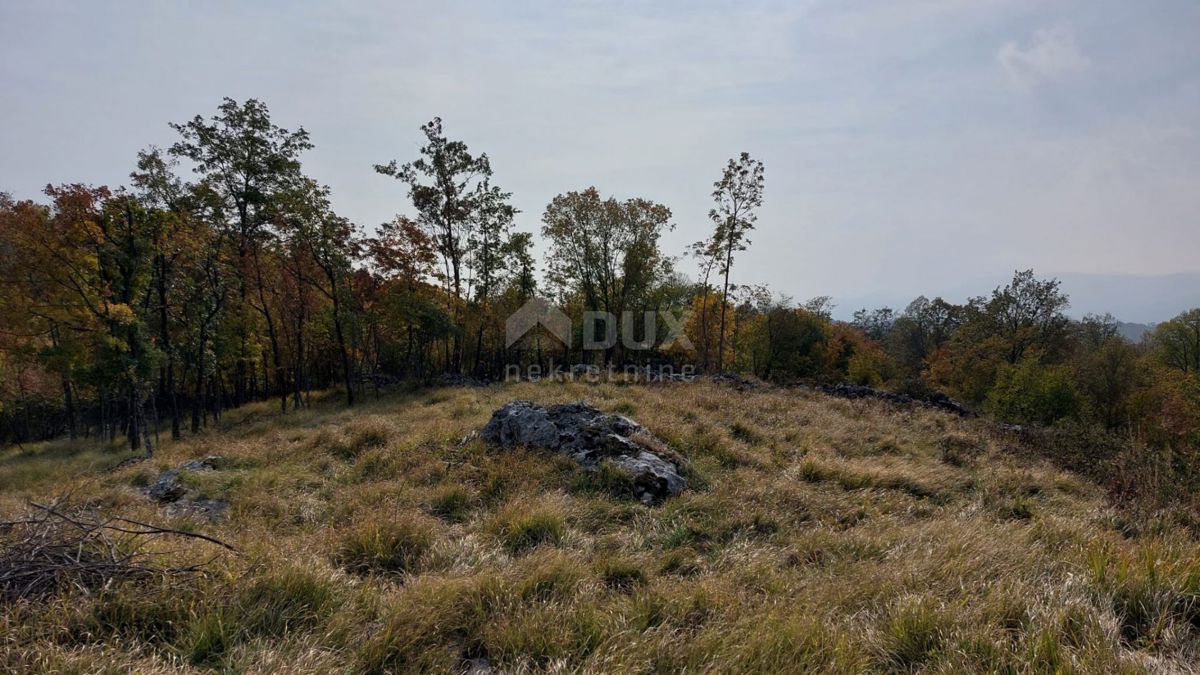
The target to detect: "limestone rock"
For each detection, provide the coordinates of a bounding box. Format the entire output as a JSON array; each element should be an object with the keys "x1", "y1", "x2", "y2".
[{"x1": 480, "y1": 401, "x2": 685, "y2": 503}]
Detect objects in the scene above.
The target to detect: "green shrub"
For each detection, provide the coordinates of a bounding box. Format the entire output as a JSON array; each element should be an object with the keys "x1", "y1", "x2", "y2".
[{"x1": 988, "y1": 358, "x2": 1081, "y2": 425}]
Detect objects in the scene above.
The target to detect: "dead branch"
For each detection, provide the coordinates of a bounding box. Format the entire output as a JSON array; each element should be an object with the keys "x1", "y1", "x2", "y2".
[{"x1": 0, "y1": 500, "x2": 237, "y2": 604}]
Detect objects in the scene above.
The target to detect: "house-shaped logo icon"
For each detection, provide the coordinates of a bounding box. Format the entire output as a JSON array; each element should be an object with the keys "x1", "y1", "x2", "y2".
[{"x1": 506, "y1": 298, "x2": 572, "y2": 347}]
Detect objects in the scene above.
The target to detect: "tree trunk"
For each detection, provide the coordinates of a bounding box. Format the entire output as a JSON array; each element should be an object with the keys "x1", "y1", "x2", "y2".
[
  {"x1": 154, "y1": 253, "x2": 180, "y2": 439},
  {"x1": 333, "y1": 302, "x2": 355, "y2": 406},
  {"x1": 716, "y1": 242, "x2": 734, "y2": 373},
  {"x1": 62, "y1": 378, "x2": 77, "y2": 441}
]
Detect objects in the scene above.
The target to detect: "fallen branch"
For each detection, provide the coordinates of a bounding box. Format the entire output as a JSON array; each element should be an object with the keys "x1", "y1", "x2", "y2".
[{"x1": 0, "y1": 500, "x2": 237, "y2": 604}]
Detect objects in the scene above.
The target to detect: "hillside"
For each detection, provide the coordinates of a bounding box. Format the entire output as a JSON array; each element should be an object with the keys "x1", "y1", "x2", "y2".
[{"x1": 2, "y1": 381, "x2": 1198, "y2": 673}]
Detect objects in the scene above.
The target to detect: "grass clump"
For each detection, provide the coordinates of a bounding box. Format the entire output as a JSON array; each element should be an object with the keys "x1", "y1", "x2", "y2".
[
  {"x1": 879, "y1": 598, "x2": 949, "y2": 670},
  {"x1": 730, "y1": 614, "x2": 867, "y2": 673},
  {"x1": 355, "y1": 576, "x2": 493, "y2": 673},
  {"x1": 1088, "y1": 543, "x2": 1200, "y2": 648},
  {"x1": 480, "y1": 603, "x2": 609, "y2": 667},
  {"x1": 595, "y1": 555, "x2": 647, "y2": 591},
  {"x1": 490, "y1": 501, "x2": 567, "y2": 553},
  {"x1": 428, "y1": 484, "x2": 475, "y2": 522},
  {"x1": 997, "y1": 496, "x2": 1037, "y2": 521},
  {"x1": 937, "y1": 431, "x2": 980, "y2": 467},
  {"x1": 328, "y1": 417, "x2": 393, "y2": 459},
  {"x1": 572, "y1": 459, "x2": 644, "y2": 501},
  {"x1": 333, "y1": 517, "x2": 435, "y2": 576},
  {"x1": 513, "y1": 552, "x2": 587, "y2": 602},
  {"x1": 236, "y1": 566, "x2": 338, "y2": 637}
]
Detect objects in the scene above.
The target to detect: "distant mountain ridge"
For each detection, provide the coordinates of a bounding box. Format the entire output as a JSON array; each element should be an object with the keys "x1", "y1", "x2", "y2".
[
  {"x1": 1116, "y1": 322, "x2": 1154, "y2": 343},
  {"x1": 829, "y1": 272, "x2": 1200, "y2": 326}
]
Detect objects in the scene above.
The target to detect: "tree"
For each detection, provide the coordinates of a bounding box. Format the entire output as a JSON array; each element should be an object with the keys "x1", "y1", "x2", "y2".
[
  {"x1": 984, "y1": 269, "x2": 1071, "y2": 365},
  {"x1": 887, "y1": 296, "x2": 962, "y2": 385},
  {"x1": 375, "y1": 118, "x2": 505, "y2": 372},
  {"x1": 365, "y1": 216, "x2": 443, "y2": 377},
  {"x1": 740, "y1": 298, "x2": 827, "y2": 382},
  {"x1": 10, "y1": 185, "x2": 162, "y2": 453},
  {"x1": 130, "y1": 147, "x2": 189, "y2": 438},
  {"x1": 1150, "y1": 308, "x2": 1200, "y2": 374},
  {"x1": 852, "y1": 307, "x2": 895, "y2": 341},
  {"x1": 706, "y1": 153, "x2": 764, "y2": 372},
  {"x1": 466, "y1": 181, "x2": 518, "y2": 375},
  {"x1": 541, "y1": 188, "x2": 673, "y2": 363},
  {"x1": 279, "y1": 180, "x2": 360, "y2": 405},
  {"x1": 506, "y1": 231, "x2": 537, "y2": 302},
  {"x1": 928, "y1": 271, "x2": 1069, "y2": 405},
  {"x1": 1074, "y1": 335, "x2": 1144, "y2": 429},
  {"x1": 170, "y1": 98, "x2": 313, "y2": 409}
]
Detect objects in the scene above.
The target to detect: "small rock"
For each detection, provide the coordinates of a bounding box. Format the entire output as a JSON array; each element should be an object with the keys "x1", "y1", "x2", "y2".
[
  {"x1": 481, "y1": 401, "x2": 686, "y2": 503},
  {"x1": 817, "y1": 383, "x2": 973, "y2": 417},
  {"x1": 436, "y1": 373, "x2": 490, "y2": 388},
  {"x1": 463, "y1": 657, "x2": 493, "y2": 675},
  {"x1": 143, "y1": 456, "x2": 228, "y2": 520},
  {"x1": 710, "y1": 373, "x2": 761, "y2": 390},
  {"x1": 145, "y1": 456, "x2": 223, "y2": 503}
]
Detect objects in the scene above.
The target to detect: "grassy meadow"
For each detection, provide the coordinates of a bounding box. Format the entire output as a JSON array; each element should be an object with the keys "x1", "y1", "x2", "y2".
[{"x1": 2, "y1": 380, "x2": 1199, "y2": 673}]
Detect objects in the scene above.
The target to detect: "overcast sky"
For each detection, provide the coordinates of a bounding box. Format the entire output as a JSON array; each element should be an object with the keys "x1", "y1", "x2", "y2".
[{"x1": 2, "y1": 0, "x2": 1198, "y2": 319}]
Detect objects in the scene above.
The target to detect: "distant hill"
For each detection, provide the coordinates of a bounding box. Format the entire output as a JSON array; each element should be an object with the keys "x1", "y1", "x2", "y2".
[
  {"x1": 1116, "y1": 321, "x2": 1154, "y2": 343},
  {"x1": 831, "y1": 272, "x2": 1200, "y2": 326},
  {"x1": 1056, "y1": 273, "x2": 1200, "y2": 325}
]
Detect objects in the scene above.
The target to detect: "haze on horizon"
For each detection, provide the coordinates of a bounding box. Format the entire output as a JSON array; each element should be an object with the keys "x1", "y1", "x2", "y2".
[{"x1": 2, "y1": 0, "x2": 1198, "y2": 322}]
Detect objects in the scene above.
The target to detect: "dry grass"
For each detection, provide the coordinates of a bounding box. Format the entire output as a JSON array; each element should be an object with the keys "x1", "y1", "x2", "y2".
[{"x1": 1, "y1": 380, "x2": 1198, "y2": 673}]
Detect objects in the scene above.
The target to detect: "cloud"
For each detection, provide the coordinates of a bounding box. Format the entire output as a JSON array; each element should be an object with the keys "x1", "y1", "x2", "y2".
[{"x1": 997, "y1": 27, "x2": 1090, "y2": 91}]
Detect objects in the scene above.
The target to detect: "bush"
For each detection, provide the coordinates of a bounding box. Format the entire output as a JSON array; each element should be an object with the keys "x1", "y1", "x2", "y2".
[{"x1": 988, "y1": 358, "x2": 1081, "y2": 425}]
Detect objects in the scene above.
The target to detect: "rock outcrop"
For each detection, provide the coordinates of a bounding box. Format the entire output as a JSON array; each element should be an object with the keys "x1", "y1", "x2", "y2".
[
  {"x1": 144, "y1": 456, "x2": 228, "y2": 519},
  {"x1": 817, "y1": 383, "x2": 973, "y2": 417},
  {"x1": 480, "y1": 401, "x2": 686, "y2": 503}
]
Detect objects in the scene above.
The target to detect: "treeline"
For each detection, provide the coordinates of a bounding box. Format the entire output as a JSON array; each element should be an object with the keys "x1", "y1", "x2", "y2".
[
  {"x1": 840, "y1": 286, "x2": 1200, "y2": 506},
  {"x1": 0, "y1": 99, "x2": 743, "y2": 450},
  {"x1": 1, "y1": 98, "x2": 1197, "y2": 464}
]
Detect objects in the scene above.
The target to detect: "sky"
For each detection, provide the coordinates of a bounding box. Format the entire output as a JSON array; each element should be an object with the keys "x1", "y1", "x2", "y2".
[{"x1": 2, "y1": 0, "x2": 1198, "y2": 322}]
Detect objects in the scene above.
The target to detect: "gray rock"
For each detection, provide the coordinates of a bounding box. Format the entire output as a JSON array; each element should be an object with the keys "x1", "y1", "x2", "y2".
[
  {"x1": 481, "y1": 401, "x2": 686, "y2": 503},
  {"x1": 165, "y1": 498, "x2": 229, "y2": 521},
  {"x1": 463, "y1": 657, "x2": 493, "y2": 675},
  {"x1": 146, "y1": 457, "x2": 221, "y2": 502},
  {"x1": 144, "y1": 456, "x2": 228, "y2": 520},
  {"x1": 817, "y1": 383, "x2": 974, "y2": 417}
]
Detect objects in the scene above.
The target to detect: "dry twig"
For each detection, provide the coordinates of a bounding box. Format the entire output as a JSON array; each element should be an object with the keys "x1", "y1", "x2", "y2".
[{"x1": 0, "y1": 501, "x2": 237, "y2": 604}]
